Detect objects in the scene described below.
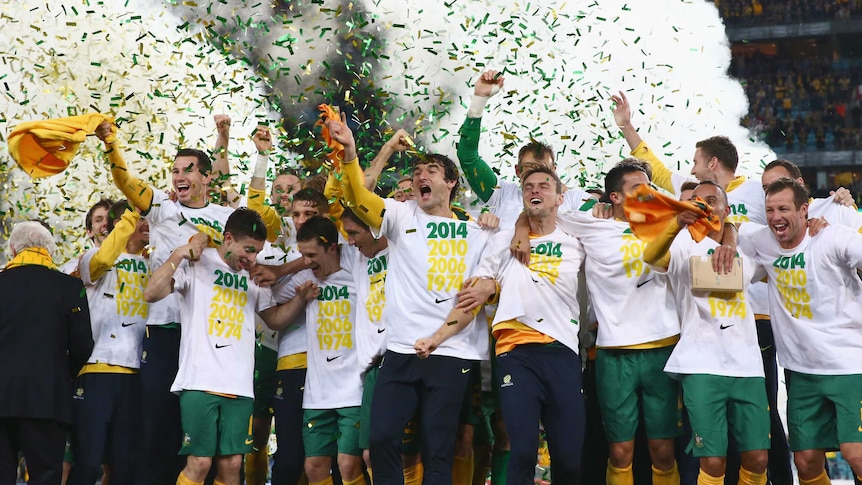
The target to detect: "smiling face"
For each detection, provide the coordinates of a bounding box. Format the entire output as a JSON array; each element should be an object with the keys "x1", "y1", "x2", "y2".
[
  {"x1": 690, "y1": 147, "x2": 716, "y2": 183},
  {"x1": 394, "y1": 179, "x2": 414, "y2": 202},
  {"x1": 412, "y1": 161, "x2": 455, "y2": 214},
  {"x1": 342, "y1": 217, "x2": 379, "y2": 258},
  {"x1": 610, "y1": 170, "x2": 650, "y2": 207},
  {"x1": 291, "y1": 199, "x2": 322, "y2": 231},
  {"x1": 221, "y1": 233, "x2": 263, "y2": 272},
  {"x1": 521, "y1": 171, "x2": 563, "y2": 219},
  {"x1": 172, "y1": 156, "x2": 212, "y2": 208},
  {"x1": 297, "y1": 239, "x2": 339, "y2": 279},
  {"x1": 516, "y1": 152, "x2": 555, "y2": 179},
  {"x1": 765, "y1": 187, "x2": 808, "y2": 249},
  {"x1": 272, "y1": 174, "x2": 302, "y2": 210},
  {"x1": 86, "y1": 206, "x2": 110, "y2": 246}
]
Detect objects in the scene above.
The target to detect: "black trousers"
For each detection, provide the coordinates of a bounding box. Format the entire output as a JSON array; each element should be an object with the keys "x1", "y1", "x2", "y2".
[{"x1": 0, "y1": 417, "x2": 67, "y2": 485}]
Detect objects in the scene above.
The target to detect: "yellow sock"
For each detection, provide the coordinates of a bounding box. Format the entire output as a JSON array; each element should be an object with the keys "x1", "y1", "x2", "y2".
[
  {"x1": 799, "y1": 470, "x2": 832, "y2": 485},
  {"x1": 403, "y1": 462, "x2": 424, "y2": 485},
  {"x1": 607, "y1": 461, "x2": 634, "y2": 485},
  {"x1": 176, "y1": 471, "x2": 204, "y2": 485},
  {"x1": 367, "y1": 468, "x2": 373, "y2": 485},
  {"x1": 309, "y1": 477, "x2": 335, "y2": 485},
  {"x1": 213, "y1": 481, "x2": 227, "y2": 485},
  {"x1": 737, "y1": 466, "x2": 767, "y2": 485},
  {"x1": 697, "y1": 469, "x2": 724, "y2": 485},
  {"x1": 652, "y1": 462, "x2": 680, "y2": 485},
  {"x1": 452, "y1": 454, "x2": 474, "y2": 485},
  {"x1": 343, "y1": 474, "x2": 367, "y2": 485},
  {"x1": 244, "y1": 445, "x2": 268, "y2": 485}
]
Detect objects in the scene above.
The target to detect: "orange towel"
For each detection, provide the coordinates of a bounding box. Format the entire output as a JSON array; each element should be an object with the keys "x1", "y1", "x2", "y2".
[
  {"x1": 623, "y1": 185, "x2": 721, "y2": 243},
  {"x1": 8, "y1": 113, "x2": 115, "y2": 178},
  {"x1": 315, "y1": 104, "x2": 345, "y2": 167}
]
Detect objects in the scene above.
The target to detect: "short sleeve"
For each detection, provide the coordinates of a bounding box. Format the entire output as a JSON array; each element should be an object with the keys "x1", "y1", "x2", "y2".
[
  {"x1": 172, "y1": 261, "x2": 191, "y2": 294},
  {"x1": 144, "y1": 190, "x2": 172, "y2": 224}
]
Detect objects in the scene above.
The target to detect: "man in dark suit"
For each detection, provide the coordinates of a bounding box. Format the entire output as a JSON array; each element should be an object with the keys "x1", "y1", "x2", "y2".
[{"x1": 0, "y1": 221, "x2": 93, "y2": 485}]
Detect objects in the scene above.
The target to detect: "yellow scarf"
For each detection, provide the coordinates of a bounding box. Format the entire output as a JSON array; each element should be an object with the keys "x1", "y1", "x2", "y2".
[{"x1": 4, "y1": 247, "x2": 57, "y2": 270}]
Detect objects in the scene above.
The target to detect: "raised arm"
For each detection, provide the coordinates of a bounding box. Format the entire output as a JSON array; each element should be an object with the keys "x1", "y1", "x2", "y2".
[
  {"x1": 643, "y1": 212, "x2": 698, "y2": 270},
  {"x1": 363, "y1": 129, "x2": 411, "y2": 191},
  {"x1": 211, "y1": 114, "x2": 242, "y2": 207},
  {"x1": 611, "y1": 91, "x2": 677, "y2": 194},
  {"x1": 86, "y1": 208, "x2": 140, "y2": 282},
  {"x1": 246, "y1": 126, "x2": 281, "y2": 242},
  {"x1": 325, "y1": 116, "x2": 385, "y2": 229},
  {"x1": 456, "y1": 70, "x2": 505, "y2": 203},
  {"x1": 95, "y1": 122, "x2": 153, "y2": 212}
]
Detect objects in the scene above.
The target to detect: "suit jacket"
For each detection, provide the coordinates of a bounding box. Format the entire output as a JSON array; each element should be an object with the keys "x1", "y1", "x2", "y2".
[{"x1": 0, "y1": 264, "x2": 93, "y2": 424}]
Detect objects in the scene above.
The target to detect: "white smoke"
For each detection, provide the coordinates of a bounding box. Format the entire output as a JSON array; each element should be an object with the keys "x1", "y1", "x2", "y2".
[{"x1": 0, "y1": 0, "x2": 773, "y2": 264}]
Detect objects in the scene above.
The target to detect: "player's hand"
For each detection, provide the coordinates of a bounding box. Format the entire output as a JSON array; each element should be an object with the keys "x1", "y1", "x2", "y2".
[
  {"x1": 677, "y1": 210, "x2": 701, "y2": 227},
  {"x1": 477, "y1": 212, "x2": 500, "y2": 230},
  {"x1": 592, "y1": 202, "x2": 613, "y2": 219},
  {"x1": 509, "y1": 231, "x2": 531, "y2": 266},
  {"x1": 186, "y1": 233, "x2": 209, "y2": 261},
  {"x1": 611, "y1": 90, "x2": 632, "y2": 128},
  {"x1": 455, "y1": 277, "x2": 496, "y2": 312},
  {"x1": 807, "y1": 216, "x2": 829, "y2": 236},
  {"x1": 95, "y1": 121, "x2": 115, "y2": 143},
  {"x1": 474, "y1": 70, "x2": 504, "y2": 97},
  {"x1": 325, "y1": 114, "x2": 355, "y2": 149},
  {"x1": 252, "y1": 125, "x2": 273, "y2": 153},
  {"x1": 711, "y1": 245, "x2": 736, "y2": 274},
  {"x1": 830, "y1": 187, "x2": 855, "y2": 207},
  {"x1": 414, "y1": 336, "x2": 439, "y2": 359},
  {"x1": 251, "y1": 265, "x2": 279, "y2": 287},
  {"x1": 385, "y1": 129, "x2": 411, "y2": 153},
  {"x1": 295, "y1": 280, "x2": 320, "y2": 302},
  {"x1": 214, "y1": 114, "x2": 231, "y2": 137}
]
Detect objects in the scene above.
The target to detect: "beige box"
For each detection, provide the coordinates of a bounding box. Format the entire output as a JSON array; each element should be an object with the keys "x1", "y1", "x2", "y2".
[{"x1": 689, "y1": 256, "x2": 743, "y2": 292}]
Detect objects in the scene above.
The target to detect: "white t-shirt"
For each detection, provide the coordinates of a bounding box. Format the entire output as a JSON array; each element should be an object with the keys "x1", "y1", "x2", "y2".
[
  {"x1": 486, "y1": 179, "x2": 595, "y2": 228},
  {"x1": 170, "y1": 248, "x2": 275, "y2": 398},
  {"x1": 740, "y1": 225, "x2": 862, "y2": 375},
  {"x1": 372, "y1": 199, "x2": 493, "y2": 360},
  {"x1": 473, "y1": 228, "x2": 584, "y2": 353},
  {"x1": 254, "y1": 242, "x2": 286, "y2": 352},
  {"x1": 80, "y1": 250, "x2": 149, "y2": 368},
  {"x1": 557, "y1": 211, "x2": 680, "y2": 347},
  {"x1": 658, "y1": 230, "x2": 763, "y2": 378},
  {"x1": 808, "y1": 195, "x2": 862, "y2": 232},
  {"x1": 270, "y1": 246, "x2": 308, "y2": 359},
  {"x1": 354, "y1": 246, "x2": 390, "y2": 373},
  {"x1": 278, "y1": 246, "x2": 363, "y2": 409},
  {"x1": 145, "y1": 190, "x2": 234, "y2": 326}
]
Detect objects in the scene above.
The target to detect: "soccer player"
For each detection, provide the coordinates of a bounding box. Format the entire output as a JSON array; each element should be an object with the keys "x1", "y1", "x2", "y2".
[
  {"x1": 273, "y1": 216, "x2": 366, "y2": 485},
  {"x1": 67, "y1": 200, "x2": 149, "y2": 485},
  {"x1": 326, "y1": 114, "x2": 493, "y2": 484},
  {"x1": 643, "y1": 181, "x2": 770, "y2": 485},
  {"x1": 739, "y1": 178, "x2": 862, "y2": 485},
  {"x1": 59, "y1": 199, "x2": 114, "y2": 276},
  {"x1": 95, "y1": 121, "x2": 235, "y2": 485},
  {"x1": 553, "y1": 160, "x2": 683, "y2": 485},
  {"x1": 143, "y1": 208, "x2": 303, "y2": 485},
  {"x1": 417, "y1": 166, "x2": 587, "y2": 483},
  {"x1": 458, "y1": 70, "x2": 595, "y2": 227}
]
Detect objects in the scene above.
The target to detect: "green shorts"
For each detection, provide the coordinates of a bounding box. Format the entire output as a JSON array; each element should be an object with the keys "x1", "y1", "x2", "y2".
[
  {"x1": 253, "y1": 345, "x2": 278, "y2": 418},
  {"x1": 179, "y1": 391, "x2": 254, "y2": 456},
  {"x1": 303, "y1": 407, "x2": 362, "y2": 457},
  {"x1": 472, "y1": 391, "x2": 496, "y2": 446},
  {"x1": 786, "y1": 371, "x2": 862, "y2": 451},
  {"x1": 359, "y1": 365, "x2": 422, "y2": 455},
  {"x1": 596, "y1": 346, "x2": 682, "y2": 442},
  {"x1": 682, "y1": 374, "x2": 770, "y2": 457}
]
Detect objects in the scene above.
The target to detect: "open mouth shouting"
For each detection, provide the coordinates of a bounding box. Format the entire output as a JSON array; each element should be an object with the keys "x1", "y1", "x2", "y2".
[{"x1": 418, "y1": 183, "x2": 432, "y2": 200}]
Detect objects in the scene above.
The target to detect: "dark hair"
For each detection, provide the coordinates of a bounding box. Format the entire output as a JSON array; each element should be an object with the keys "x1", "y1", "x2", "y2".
[
  {"x1": 694, "y1": 180, "x2": 728, "y2": 206},
  {"x1": 520, "y1": 166, "x2": 563, "y2": 194},
  {"x1": 29, "y1": 219, "x2": 54, "y2": 234},
  {"x1": 763, "y1": 159, "x2": 803, "y2": 180},
  {"x1": 296, "y1": 215, "x2": 339, "y2": 249},
  {"x1": 695, "y1": 136, "x2": 738, "y2": 173},
  {"x1": 292, "y1": 188, "x2": 329, "y2": 214},
  {"x1": 107, "y1": 199, "x2": 133, "y2": 232},
  {"x1": 411, "y1": 153, "x2": 461, "y2": 202},
  {"x1": 276, "y1": 167, "x2": 303, "y2": 179},
  {"x1": 517, "y1": 140, "x2": 555, "y2": 167},
  {"x1": 85, "y1": 198, "x2": 114, "y2": 231},
  {"x1": 341, "y1": 207, "x2": 370, "y2": 231},
  {"x1": 604, "y1": 158, "x2": 650, "y2": 195},
  {"x1": 679, "y1": 181, "x2": 699, "y2": 193},
  {"x1": 224, "y1": 207, "x2": 268, "y2": 241},
  {"x1": 764, "y1": 177, "x2": 809, "y2": 209},
  {"x1": 302, "y1": 173, "x2": 327, "y2": 194},
  {"x1": 175, "y1": 148, "x2": 213, "y2": 176}
]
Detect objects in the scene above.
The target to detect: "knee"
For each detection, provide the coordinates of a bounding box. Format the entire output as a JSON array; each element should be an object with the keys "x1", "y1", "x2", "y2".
[
  {"x1": 362, "y1": 449, "x2": 371, "y2": 469},
  {"x1": 337, "y1": 455, "x2": 363, "y2": 481},
  {"x1": 608, "y1": 441, "x2": 635, "y2": 468},
  {"x1": 184, "y1": 456, "x2": 213, "y2": 481},
  {"x1": 648, "y1": 439, "x2": 676, "y2": 470},
  {"x1": 741, "y1": 450, "x2": 768, "y2": 474},
  {"x1": 840, "y1": 445, "x2": 862, "y2": 476},
  {"x1": 304, "y1": 457, "x2": 331, "y2": 482},
  {"x1": 794, "y1": 450, "x2": 825, "y2": 478},
  {"x1": 699, "y1": 456, "x2": 726, "y2": 477},
  {"x1": 217, "y1": 455, "x2": 243, "y2": 477}
]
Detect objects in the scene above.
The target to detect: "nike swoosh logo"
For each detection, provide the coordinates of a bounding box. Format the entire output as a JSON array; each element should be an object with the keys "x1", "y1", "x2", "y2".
[
  {"x1": 435, "y1": 297, "x2": 453, "y2": 304},
  {"x1": 326, "y1": 355, "x2": 342, "y2": 362},
  {"x1": 245, "y1": 438, "x2": 254, "y2": 445},
  {"x1": 760, "y1": 345, "x2": 772, "y2": 352},
  {"x1": 377, "y1": 328, "x2": 386, "y2": 334},
  {"x1": 719, "y1": 324, "x2": 734, "y2": 330},
  {"x1": 215, "y1": 343, "x2": 231, "y2": 349},
  {"x1": 461, "y1": 368, "x2": 470, "y2": 374},
  {"x1": 636, "y1": 278, "x2": 654, "y2": 289},
  {"x1": 121, "y1": 322, "x2": 138, "y2": 327}
]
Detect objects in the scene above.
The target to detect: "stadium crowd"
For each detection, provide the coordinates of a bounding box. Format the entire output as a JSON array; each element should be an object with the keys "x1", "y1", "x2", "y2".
[{"x1": 718, "y1": 0, "x2": 862, "y2": 27}]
